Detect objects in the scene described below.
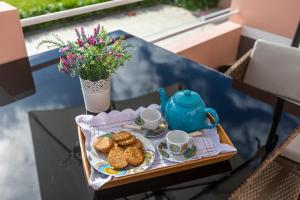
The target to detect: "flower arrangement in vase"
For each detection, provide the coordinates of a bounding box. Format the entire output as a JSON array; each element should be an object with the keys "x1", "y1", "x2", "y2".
[{"x1": 38, "y1": 25, "x2": 131, "y2": 113}]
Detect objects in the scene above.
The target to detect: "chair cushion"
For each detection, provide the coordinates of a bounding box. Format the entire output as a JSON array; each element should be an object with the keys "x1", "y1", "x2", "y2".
[
  {"x1": 244, "y1": 39, "x2": 300, "y2": 102},
  {"x1": 282, "y1": 134, "x2": 300, "y2": 163}
]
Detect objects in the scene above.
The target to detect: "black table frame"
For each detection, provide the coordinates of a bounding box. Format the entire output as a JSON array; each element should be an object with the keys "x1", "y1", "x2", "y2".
[{"x1": 94, "y1": 160, "x2": 231, "y2": 199}]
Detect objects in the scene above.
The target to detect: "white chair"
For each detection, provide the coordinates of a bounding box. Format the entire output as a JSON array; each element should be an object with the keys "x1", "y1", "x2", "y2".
[
  {"x1": 226, "y1": 38, "x2": 300, "y2": 200},
  {"x1": 226, "y1": 38, "x2": 300, "y2": 157},
  {"x1": 226, "y1": 39, "x2": 300, "y2": 103},
  {"x1": 243, "y1": 39, "x2": 300, "y2": 104}
]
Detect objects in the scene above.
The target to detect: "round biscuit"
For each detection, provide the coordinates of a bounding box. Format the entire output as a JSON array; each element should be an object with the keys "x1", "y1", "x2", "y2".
[
  {"x1": 125, "y1": 139, "x2": 143, "y2": 150},
  {"x1": 112, "y1": 131, "x2": 132, "y2": 142},
  {"x1": 93, "y1": 137, "x2": 114, "y2": 153},
  {"x1": 107, "y1": 147, "x2": 128, "y2": 169},
  {"x1": 118, "y1": 136, "x2": 136, "y2": 146},
  {"x1": 124, "y1": 147, "x2": 144, "y2": 166},
  {"x1": 109, "y1": 146, "x2": 124, "y2": 153}
]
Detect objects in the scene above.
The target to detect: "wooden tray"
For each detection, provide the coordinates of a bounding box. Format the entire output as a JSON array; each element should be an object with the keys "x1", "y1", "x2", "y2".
[{"x1": 77, "y1": 121, "x2": 237, "y2": 190}]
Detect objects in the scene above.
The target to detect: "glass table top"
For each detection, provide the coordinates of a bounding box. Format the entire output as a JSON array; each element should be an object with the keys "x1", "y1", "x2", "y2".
[{"x1": 0, "y1": 30, "x2": 299, "y2": 200}]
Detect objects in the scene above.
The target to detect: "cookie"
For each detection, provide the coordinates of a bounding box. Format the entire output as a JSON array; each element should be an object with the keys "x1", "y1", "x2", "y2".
[
  {"x1": 124, "y1": 147, "x2": 144, "y2": 166},
  {"x1": 125, "y1": 139, "x2": 143, "y2": 150},
  {"x1": 107, "y1": 147, "x2": 128, "y2": 169},
  {"x1": 112, "y1": 131, "x2": 132, "y2": 142},
  {"x1": 109, "y1": 146, "x2": 124, "y2": 153},
  {"x1": 93, "y1": 136, "x2": 114, "y2": 153},
  {"x1": 118, "y1": 136, "x2": 136, "y2": 146}
]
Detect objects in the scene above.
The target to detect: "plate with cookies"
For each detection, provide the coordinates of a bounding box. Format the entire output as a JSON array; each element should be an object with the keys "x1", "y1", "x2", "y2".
[{"x1": 90, "y1": 130, "x2": 155, "y2": 177}]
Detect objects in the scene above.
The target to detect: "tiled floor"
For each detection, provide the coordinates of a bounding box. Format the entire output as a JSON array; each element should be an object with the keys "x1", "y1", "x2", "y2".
[{"x1": 25, "y1": 4, "x2": 205, "y2": 56}]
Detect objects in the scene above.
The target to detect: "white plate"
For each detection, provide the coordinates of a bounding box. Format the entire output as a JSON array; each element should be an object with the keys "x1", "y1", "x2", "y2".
[{"x1": 87, "y1": 131, "x2": 155, "y2": 177}]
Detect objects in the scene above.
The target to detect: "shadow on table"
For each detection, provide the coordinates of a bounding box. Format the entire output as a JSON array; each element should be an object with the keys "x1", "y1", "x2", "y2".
[{"x1": 0, "y1": 57, "x2": 35, "y2": 106}]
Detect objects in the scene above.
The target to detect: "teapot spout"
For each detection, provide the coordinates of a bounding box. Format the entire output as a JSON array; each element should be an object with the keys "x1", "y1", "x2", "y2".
[{"x1": 158, "y1": 88, "x2": 168, "y2": 115}]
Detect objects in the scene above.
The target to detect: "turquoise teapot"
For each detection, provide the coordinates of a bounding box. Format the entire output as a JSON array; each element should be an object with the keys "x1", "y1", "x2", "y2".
[{"x1": 159, "y1": 88, "x2": 219, "y2": 132}]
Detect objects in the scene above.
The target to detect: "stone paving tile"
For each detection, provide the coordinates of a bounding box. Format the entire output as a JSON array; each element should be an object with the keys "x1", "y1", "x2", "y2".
[{"x1": 25, "y1": 4, "x2": 201, "y2": 56}]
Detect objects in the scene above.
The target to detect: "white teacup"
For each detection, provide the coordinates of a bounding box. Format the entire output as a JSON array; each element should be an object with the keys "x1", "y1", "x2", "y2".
[
  {"x1": 140, "y1": 108, "x2": 161, "y2": 130},
  {"x1": 166, "y1": 130, "x2": 193, "y2": 155}
]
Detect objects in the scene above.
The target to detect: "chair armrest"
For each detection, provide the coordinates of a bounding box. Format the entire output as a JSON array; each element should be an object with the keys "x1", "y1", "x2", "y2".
[
  {"x1": 225, "y1": 49, "x2": 252, "y2": 81},
  {"x1": 229, "y1": 126, "x2": 300, "y2": 200}
]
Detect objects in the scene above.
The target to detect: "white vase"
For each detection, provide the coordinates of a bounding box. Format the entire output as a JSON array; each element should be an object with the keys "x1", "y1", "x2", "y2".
[{"x1": 80, "y1": 78, "x2": 111, "y2": 113}]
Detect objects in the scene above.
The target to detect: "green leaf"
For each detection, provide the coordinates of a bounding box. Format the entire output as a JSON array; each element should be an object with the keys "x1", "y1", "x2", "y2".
[
  {"x1": 183, "y1": 145, "x2": 197, "y2": 159},
  {"x1": 135, "y1": 115, "x2": 145, "y2": 126},
  {"x1": 159, "y1": 150, "x2": 169, "y2": 158}
]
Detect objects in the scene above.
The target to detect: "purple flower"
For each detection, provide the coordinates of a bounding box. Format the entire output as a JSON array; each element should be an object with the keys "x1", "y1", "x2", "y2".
[
  {"x1": 114, "y1": 53, "x2": 122, "y2": 59},
  {"x1": 67, "y1": 52, "x2": 73, "y2": 60},
  {"x1": 61, "y1": 57, "x2": 69, "y2": 67},
  {"x1": 75, "y1": 28, "x2": 81, "y2": 39},
  {"x1": 110, "y1": 38, "x2": 117, "y2": 45},
  {"x1": 93, "y1": 28, "x2": 97, "y2": 37},
  {"x1": 60, "y1": 57, "x2": 71, "y2": 74},
  {"x1": 77, "y1": 55, "x2": 83, "y2": 61},
  {"x1": 81, "y1": 27, "x2": 86, "y2": 41},
  {"x1": 88, "y1": 35, "x2": 96, "y2": 46},
  {"x1": 59, "y1": 46, "x2": 70, "y2": 54},
  {"x1": 93, "y1": 24, "x2": 100, "y2": 38},
  {"x1": 98, "y1": 38, "x2": 104, "y2": 44},
  {"x1": 67, "y1": 52, "x2": 77, "y2": 65},
  {"x1": 77, "y1": 38, "x2": 84, "y2": 47},
  {"x1": 51, "y1": 25, "x2": 130, "y2": 77}
]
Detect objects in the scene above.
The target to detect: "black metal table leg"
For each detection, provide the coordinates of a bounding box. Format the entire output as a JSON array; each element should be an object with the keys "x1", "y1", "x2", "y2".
[{"x1": 264, "y1": 97, "x2": 285, "y2": 158}]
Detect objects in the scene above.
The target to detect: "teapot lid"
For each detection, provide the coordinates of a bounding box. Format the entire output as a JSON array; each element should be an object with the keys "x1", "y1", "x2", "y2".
[{"x1": 174, "y1": 90, "x2": 202, "y2": 106}]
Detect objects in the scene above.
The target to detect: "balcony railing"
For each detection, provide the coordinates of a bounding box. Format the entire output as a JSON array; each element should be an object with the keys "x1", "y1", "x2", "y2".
[
  {"x1": 20, "y1": 0, "x2": 238, "y2": 37},
  {"x1": 147, "y1": 8, "x2": 239, "y2": 43},
  {"x1": 20, "y1": 0, "x2": 142, "y2": 27}
]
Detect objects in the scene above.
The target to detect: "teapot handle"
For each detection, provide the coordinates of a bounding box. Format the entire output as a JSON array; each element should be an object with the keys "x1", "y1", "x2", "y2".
[{"x1": 203, "y1": 108, "x2": 219, "y2": 129}]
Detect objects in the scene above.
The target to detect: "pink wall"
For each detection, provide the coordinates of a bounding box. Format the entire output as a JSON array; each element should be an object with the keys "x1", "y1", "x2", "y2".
[
  {"x1": 230, "y1": 0, "x2": 300, "y2": 38},
  {"x1": 156, "y1": 21, "x2": 242, "y2": 69},
  {"x1": 178, "y1": 26, "x2": 241, "y2": 69},
  {"x1": 0, "y1": 2, "x2": 27, "y2": 64}
]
